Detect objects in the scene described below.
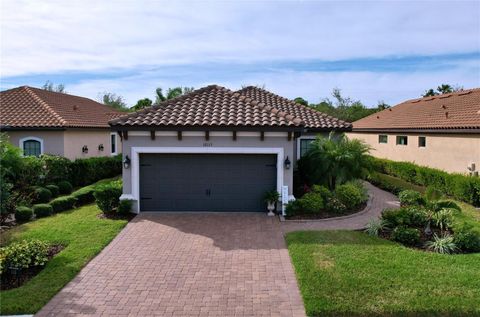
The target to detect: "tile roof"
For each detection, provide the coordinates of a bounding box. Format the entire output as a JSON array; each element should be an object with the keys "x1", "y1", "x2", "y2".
[
  {"x1": 353, "y1": 88, "x2": 480, "y2": 131},
  {"x1": 109, "y1": 85, "x2": 304, "y2": 128},
  {"x1": 0, "y1": 86, "x2": 125, "y2": 129},
  {"x1": 237, "y1": 86, "x2": 352, "y2": 130}
]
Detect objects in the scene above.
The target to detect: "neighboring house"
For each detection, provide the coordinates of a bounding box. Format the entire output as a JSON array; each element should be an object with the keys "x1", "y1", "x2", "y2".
[
  {"x1": 110, "y1": 85, "x2": 351, "y2": 213},
  {"x1": 349, "y1": 88, "x2": 480, "y2": 174},
  {"x1": 0, "y1": 86, "x2": 124, "y2": 159}
]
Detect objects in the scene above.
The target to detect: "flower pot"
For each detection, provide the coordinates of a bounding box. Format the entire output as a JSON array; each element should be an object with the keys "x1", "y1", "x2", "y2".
[{"x1": 267, "y1": 201, "x2": 276, "y2": 216}]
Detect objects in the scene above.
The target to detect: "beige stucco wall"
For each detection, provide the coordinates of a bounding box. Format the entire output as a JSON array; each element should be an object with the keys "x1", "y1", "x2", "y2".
[
  {"x1": 348, "y1": 132, "x2": 480, "y2": 174},
  {"x1": 6, "y1": 129, "x2": 122, "y2": 160},
  {"x1": 7, "y1": 130, "x2": 65, "y2": 156},
  {"x1": 63, "y1": 129, "x2": 122, "y2": 160}
]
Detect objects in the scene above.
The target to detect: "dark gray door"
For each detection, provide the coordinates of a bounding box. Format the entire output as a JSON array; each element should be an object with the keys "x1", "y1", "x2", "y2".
[{"x1": 139, "y1": 154, "x2": 277, "y2": 212}]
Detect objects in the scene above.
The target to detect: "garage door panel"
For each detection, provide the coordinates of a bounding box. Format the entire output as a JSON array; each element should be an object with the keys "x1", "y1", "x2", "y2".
[{"x1": 139, "y1": 153, "x2": 276, "y2": 212}]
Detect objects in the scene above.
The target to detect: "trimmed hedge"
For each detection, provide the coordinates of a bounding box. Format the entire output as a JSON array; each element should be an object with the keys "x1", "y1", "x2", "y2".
[
  {"x1": 93, "y1": 181, "x2": 123, "y2": 213},
  {"x1": 50, "y1": 196, "x2": 77, "y2": 213},
  {"x1": 57, "y1": 181, "x2": 73, "y2": 195},
  {"x1": 15, "y1": 206, "x2": 33, "y2": 222},
  {"x1": 46, "y1": 185, "x2": 60, "y2": 198},
  {"x1": 72, "y1": 186, "x2": 95, "y2": 205},
  {"x1": 369, "y1": 157, "x2": 480, "y2": 206},
  {"x1": 70, "y1": 155, "x2": 122, "y2": 187},
  {"x1": 34, "y1": 187, "x2": 52, "y2": 204},
  {"x1": 33, "y1": 204, "x2": 53, "y2": 218}
]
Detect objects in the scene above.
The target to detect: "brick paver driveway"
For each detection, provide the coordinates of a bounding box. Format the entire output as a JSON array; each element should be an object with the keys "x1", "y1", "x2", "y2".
[{"x1": 37, "y1": 213, "x2": 305, "y2": 317}]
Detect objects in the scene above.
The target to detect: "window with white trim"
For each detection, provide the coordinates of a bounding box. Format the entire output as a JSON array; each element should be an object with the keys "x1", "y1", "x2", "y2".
[
  {"x1": 378, "y1": 135, "x2": 388, "y2": 144},
  {"x1": 396, "y1": 135, "x2": 408, "y2": 146},
  {"x1": 21, "y1": 138, "x2": 43, "y2": 157},
  {"x1": 110, "y1": 133, "x2": 117, "y2": 155}
]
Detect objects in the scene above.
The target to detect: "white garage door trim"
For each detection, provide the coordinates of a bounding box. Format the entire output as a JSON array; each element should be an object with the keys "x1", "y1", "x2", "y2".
[{"x1": 129, "y1": 147, "x2": 285, "y2": 213}]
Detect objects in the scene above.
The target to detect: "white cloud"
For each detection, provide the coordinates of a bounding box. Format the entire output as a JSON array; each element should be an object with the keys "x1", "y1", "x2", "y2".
[{"x1": 1, "y1": 0, "x2": 479, "y2": 76}]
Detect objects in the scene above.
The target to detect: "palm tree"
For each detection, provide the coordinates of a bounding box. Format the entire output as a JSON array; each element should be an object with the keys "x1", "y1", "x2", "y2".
[
  {"x1": 155, "y1": 87, "x2": 194, "y2": 105},
  {"x1": 297, "y1": 133, "x2": 372, "y2": 190}
]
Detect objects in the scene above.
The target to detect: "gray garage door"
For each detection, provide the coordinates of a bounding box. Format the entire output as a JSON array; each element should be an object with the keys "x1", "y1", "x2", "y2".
[{"x1": 139, "y1": 154, "x2": 277, "y2": 212}]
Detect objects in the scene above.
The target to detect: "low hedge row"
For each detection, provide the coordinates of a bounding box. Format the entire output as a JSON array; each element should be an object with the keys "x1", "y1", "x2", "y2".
[{"x1": 369, "y1": 157, "x2": 480, "y2": 206}]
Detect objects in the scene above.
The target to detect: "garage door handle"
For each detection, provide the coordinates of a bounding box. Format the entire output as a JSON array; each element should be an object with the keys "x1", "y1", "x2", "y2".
[{"x1": 205, "y1": 189, "x2": 211, "y2": 196}]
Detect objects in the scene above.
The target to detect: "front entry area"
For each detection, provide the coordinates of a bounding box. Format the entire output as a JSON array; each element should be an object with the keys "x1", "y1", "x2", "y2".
[{"x1": 139, "y1": 153, "x2": 277, "y2": 212}]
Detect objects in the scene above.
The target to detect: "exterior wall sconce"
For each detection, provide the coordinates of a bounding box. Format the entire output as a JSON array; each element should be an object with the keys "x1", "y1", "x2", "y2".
[
  {"x1": 82, "y1": 145, "x2": 88, "y2": 153},
  {"x1": 123, "y1": 155, "x2": 131, "y2": 169},
  {"x1": 98, "y1": 144, "x2": 104, "y2": 151},
  {"x1": 284, "y1": 156, "x2": 291, "y2": 170}
]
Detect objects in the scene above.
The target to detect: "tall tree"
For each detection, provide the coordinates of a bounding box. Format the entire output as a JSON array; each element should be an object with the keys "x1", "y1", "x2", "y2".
[
  {"x1": 155, "y1": 87, "x2": 194, "y2": 105},
  {"x1": 131, "y1": 98, "x2": 153, "y2": 111},
  {"x1": 294, "y1": 97, "x2": 309, "y2": 106},
  {"x1": 99, "y1": 92, "x2": 128, "y2": 111},
  {"x1": 42, "y1": 80, "x2": 66, "y2": 93}
]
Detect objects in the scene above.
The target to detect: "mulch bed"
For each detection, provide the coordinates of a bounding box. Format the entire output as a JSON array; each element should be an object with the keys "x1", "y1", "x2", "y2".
[
  {"x1": 285, "y1": 202, "x2": 367, "y2": 220},
  {"x1": 1, "y1": 244, "x2": 64, "y2": 291},
  {"x1": 378, "y1": 226, "x2": 453, "y2": 252}
]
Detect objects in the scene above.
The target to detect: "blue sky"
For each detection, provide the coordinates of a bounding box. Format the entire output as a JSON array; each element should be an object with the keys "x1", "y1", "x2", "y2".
[{"x1": 1, "y1": 0, "x2": 479, "y2": 107}]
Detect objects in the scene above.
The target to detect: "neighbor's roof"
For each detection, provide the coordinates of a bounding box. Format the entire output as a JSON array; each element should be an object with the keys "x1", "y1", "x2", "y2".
[
  {"x1": 0, "y1": 86, "x2": 125, "y2": 129},
  {"x1": 237, "y1": 86, "x2": 352, "y2": 130},
  {"x1": 109, "y1": 85, "x2": 304, "y2": 129},
  {"x1": 353, "y1": 88, "x2": 480, "y2": 132}
]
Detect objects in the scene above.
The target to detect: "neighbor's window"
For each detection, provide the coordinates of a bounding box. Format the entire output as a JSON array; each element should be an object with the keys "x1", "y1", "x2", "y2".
[
  {"x1": 418, "y1": 136, "x2": 426, "y2": 147},
  {"x1": 378, "y1": 135, "x2": 388, "y2": 144},
  {"x1": 396, "y1": 136, "x2": 408, "y2": 146},
  {"x1": 299, "y1": 139, "x2": 315, "y2": 157},
  {"x1": 110, "y1": 133, "x2": 117, "y2": 155},
  {"x1": 22, "y1": 139, "x2": 42, "y2": 157}
]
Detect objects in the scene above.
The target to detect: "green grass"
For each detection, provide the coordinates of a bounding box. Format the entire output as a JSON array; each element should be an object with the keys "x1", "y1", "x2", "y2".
[
  {"x1": 0, "y1": 204, "x2": 128, "y2": 315},
  {"x1": 286, "y1": 230, "x2": 480, "y2": 317}
]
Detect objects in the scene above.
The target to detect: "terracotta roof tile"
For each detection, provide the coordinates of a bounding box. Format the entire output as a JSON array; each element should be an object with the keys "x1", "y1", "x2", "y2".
[
  {"x1": 353, "y1": 88, "x2": 480, "y2": 131},
  {"x1": 110, "y1": 85, "x2": 305, "y2": 128},
  {"x1": 0, "y1": 86, "x2": 125, "y2": 129}
]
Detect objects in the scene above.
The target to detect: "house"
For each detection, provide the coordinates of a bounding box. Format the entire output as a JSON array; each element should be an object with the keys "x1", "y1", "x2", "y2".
[
  {"x1": 109, "y1": 85, "x2": 351, "y2": 213},
  {"x1": 348, "y1": 88, "x2": 480, "y2": 174},
  {"x1": 0, "y1": 86, "x2": 124, "y2": 159}
]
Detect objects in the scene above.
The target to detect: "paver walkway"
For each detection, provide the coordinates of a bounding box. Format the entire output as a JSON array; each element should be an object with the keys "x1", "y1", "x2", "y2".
[
  {"x1": 37, "y1": 213, "x2": 305, "y2": 317},
  {"x1": 281, "y1": 182, "x2": 400, "y2": 232}
]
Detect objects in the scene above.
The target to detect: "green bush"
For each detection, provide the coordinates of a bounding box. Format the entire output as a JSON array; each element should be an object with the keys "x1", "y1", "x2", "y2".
[
  {"x1": 453, "y1": 226, "x2": 480, "y2": 253},
  {"x1": 425, "y1": 186, "x2": 443, "y2": 201},
  {"x1": 312, "y1": 185, "x2": 333, "y2": 201},
  {"x1": 398, "y1": 190, "x2": 425, "y2": 206},
  {"x1": 34, "y1": 187, "x2": 53, "y2": 203},
  {"x1": 298, "y1": 192, "x2": 324, "y2": 214},
  {"x1": 369, "y1": 157, "x2": 480, "y2": 206},
  {"x1": 93, "y1": 181, "x2": 122, "y2": 213},
  {"x1": 335, "y1": 182, "x2": 367, "y2": 210},
  {"x1": 0, "y1": 240, "x2": 50, "y2": 274},
  {"x1": 325, "y1": 197, "x2": 347, "y2": 214},
  {"x1": 40, "y1": 155, "x2": 72, "y2": 184},
  {"x1": 425, "y1": 233, "x2": 457, "y2": 254},
  {"x1": 45, "y1": 185, "x2": 60, "y2": 198},
  {"x1": 367, "y1": 172, "x2": 425, "y2": 195},
  {"x1": 50, "y1": 196, "x2": 77, "y2": 213},
  {"x1": 285, "y1": 199, "x2": 303, "y2": 217},
  {"x1": 118, "y1": 199, "x2": 133, "y2": 214},
  {"x1": 391, "y1": 226, "x2": 420, "y2": 246},
  {"x1": 72, "y1": 186, "x2": 95, "y2": 205},
  {"x1": 382, "y1": 207, "x2": 428, "y2": 228},
  {"x1": 57, "y1": 180, "x2": 73, "y2": 195},
  {"x1": 71, "y1": 155, "x2": 122, "y2": 187},
  {"x1": 15, "y1": 206, "x2": 33, "y2": 222},
  {"x1": 32, "y1": 204, "x2": 53, "y2": 218}
]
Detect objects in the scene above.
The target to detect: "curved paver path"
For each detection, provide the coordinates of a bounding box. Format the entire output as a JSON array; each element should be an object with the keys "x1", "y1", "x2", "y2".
[{"x1": 281, "y1": 182, "x2": 400, "y2": 233}]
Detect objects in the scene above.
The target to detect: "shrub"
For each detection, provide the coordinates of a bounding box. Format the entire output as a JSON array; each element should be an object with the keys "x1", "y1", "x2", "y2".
[
  {"x1": 431, "y1": 209, "x2": 453, "y2": 231},
  {"x1": 325, "y1": 197, "x2": 347, "y2": 214},
  {"x1": 34, "y1": 187, "x2": 52, "y2": 204},
  {"x1": 70, "y1": 155, "x2": 122, "y2": 187},
  {"x1": 382, "y1": 207, "x2": 428, "y2": 228},
  {"x1": 425, "y1": 186, "x2": 443, "y2": 201},
  {"x1": 365, "y1": 219, "x2": 388, "y2": 236},
  {"x1": 453, "y1": 226, "x2": 480, "y2": 253},
  {"x1": 40, "y1": 155, "x2": 72, "y2": 184},
  {"x1": 298, "y1": 192, "x2": 324, "y2": 214},
  {"x1": 45, "y1": 184, "x2": 60, "y2": 198},
  {"x1": 72, "y1": 186, "x2": 95, "y2": 205},
  {"x1": 428, "y1": 200, "x2": 461, "y2": 213},
  {"x1": 285, "y1": 199, "x2": 303, "y2": 217},
  {"x1": 425, "y1": 233, "x2": 457, "y2": 254},
  {"x1": 32, "y1": 204, "x2": 53, "y2": 218},
  {"x1": 15, "y1": 206, "x2": 33, "y2": 222},
  {"x1": 93, "y1": 181, "x2": 122, "y2": 213},
  {"x1": 335, "y1": 182, "x2": 367, "y2": 210},
  {"x1": 391, "y1": 226, "x2": 420, "y2": 246},
  {"x1": 118, "y1": 199, "x2": 133, "y2": 214},
  {"x1": 311, "y1": 185, "x2": 333, "y2": 201},
  {"x1": 398, "y1": 190, "x2": 425, "y2": 207},
  {"x1": 0, "y1": 240, "x2": 50, "y2": 274},
  {"x1": 367, "y1": 172, "x2": 425, "y2": 195},
  {"x1": 50, "y1": 195, "x2": 77, "y2": 213},
  {"x1": 57, "y1": 180, "x2": 73, "y2": 195}
]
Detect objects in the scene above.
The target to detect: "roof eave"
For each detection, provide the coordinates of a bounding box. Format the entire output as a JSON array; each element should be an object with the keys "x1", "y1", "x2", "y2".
[
  {"x1": 109, "y1": 124, "x2": 304, "y2": 132},
  {"x1": 351, "y1": 127, "x2": 480, "y2": 134}
]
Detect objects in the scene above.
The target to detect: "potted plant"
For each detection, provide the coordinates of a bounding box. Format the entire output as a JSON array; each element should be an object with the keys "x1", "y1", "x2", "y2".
[{"x1": 264, "y1": 190, "x2": 280, "y2": 216}]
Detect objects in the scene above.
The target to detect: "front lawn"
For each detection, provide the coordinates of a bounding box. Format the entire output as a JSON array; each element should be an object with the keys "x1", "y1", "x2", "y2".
[
  {"x1": 286, "y1": 230, "x2": 480, "y2": 316},
  {"x1": 0, "y1": 204, "x2": 128, "y2": 315}
]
